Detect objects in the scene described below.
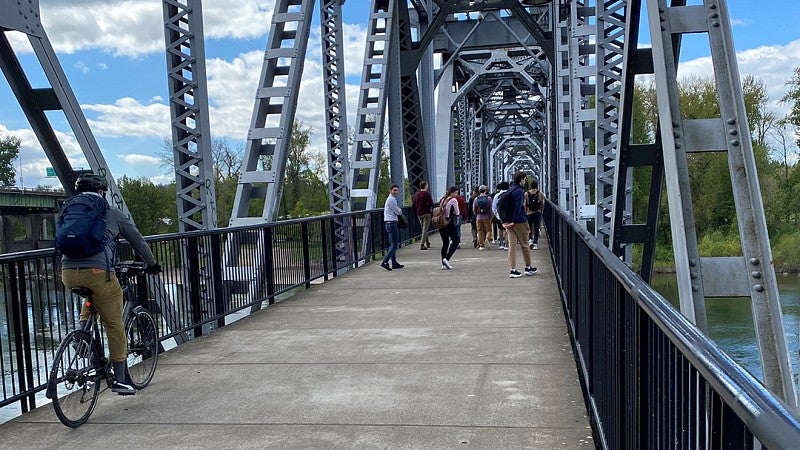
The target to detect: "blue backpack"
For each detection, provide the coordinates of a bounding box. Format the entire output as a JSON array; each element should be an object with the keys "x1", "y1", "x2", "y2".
[{"x1": 55, "y1": 194, "x2": 109, "y2": 258}]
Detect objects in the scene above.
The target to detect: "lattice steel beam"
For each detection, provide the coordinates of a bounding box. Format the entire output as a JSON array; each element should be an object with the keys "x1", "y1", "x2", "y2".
[{"x1": 163, "y1": 0, "x2": 217, "y2": 231}]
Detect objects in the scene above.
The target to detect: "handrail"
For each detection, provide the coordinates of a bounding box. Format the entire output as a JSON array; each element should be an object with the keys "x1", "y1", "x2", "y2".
[{"x1": 545, "y1": 200, "x2": 800, "y2": 448}]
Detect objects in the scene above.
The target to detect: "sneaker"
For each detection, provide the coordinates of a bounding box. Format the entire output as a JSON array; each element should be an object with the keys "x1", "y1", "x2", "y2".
[
  {"x1": 441, "y1": 265, "x2": 448, "y2": 270},
  {"x1": 509, "y1": 269, "x2": 523, "y2": 278},
  {"x1": 392, "y1": 263, "x2": 404, "y2": 269},
  {"x1": 111, "y1": 380, "x2": 136, "y2": 395},
  {"x1": 380, "y1": 262, "x2": 392, "y2": 271},
  {"x1": 525, "y1": 266, "x2": 538, "y2": 276},
  {"x1": 533, "y1": 244, "x2": 538, "y2": 250},
  {"x1": 528, "y1": 238, "x2": 533, "y2": 245},
  {"x1": 473, "y1": 240, "x2": 478, "y2": 248},
  {"x1": 478, "y1": 246, "x2": 485, "y2": 250},
  {"x1": 442, "y1": 258, "x2": 452, "y2": 269},
  {"x1": 420, "y1": 245, "x2": 428, "y2": 250}
]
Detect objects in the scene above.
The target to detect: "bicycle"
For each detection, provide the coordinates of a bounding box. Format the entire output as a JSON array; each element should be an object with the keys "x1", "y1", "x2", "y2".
[{"x1": 46, "y1": 261, "x2": 160, "y2": 428}]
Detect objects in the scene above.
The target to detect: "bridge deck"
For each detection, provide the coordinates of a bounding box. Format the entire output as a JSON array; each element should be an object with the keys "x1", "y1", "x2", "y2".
[{"x1": 3, "y1": 233, "x2": 594, "y2": 448}]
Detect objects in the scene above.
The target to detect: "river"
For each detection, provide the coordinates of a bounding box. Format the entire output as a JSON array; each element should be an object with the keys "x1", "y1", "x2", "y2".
[{"x1": 650, "y1": 273, "x2": 800, "y2": 391}]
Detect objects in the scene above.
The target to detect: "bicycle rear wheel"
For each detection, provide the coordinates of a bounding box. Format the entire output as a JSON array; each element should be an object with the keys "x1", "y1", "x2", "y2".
[
  {"x1": 126, "y1": 308, "x2": 159, "y2": 389},
  {"x1": 47, "y1": 330, "x2": 100, "y2": 428}
]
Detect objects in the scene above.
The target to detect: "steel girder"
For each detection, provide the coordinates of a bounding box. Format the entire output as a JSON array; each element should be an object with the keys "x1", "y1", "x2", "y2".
[
  {"x1": 319, "y1": 0, "x2": 354, "y2": 267},
  {"x1": 349, "y1": 0, "x2": 394, "y2": 211},
  {"x1": 609, "y1": 0, "x2": 663, "y2": 282},
  {"x1": 0, "y1": 1, "x2": 129, "y2": 216},
  {"x1": 646, "y1": 0, "x2": 796, "y2": 407},
  {"x1": 230, "y1": 0, "x2": 315, "y2": 226},
  {"x1": 594, "y1": 0, "x2": 628, "y2": 246},
  {"x1": 163, "y1": 0, "x2": 217, "y2": 232},
  {"x1": 397, "y1": 0, "x2": 430, "y2": 194}
]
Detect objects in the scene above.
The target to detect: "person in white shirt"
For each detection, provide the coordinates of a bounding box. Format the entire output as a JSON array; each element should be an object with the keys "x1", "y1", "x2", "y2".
[{"x1": 380, "y1": 184, "x2": 404, "y2": 271}]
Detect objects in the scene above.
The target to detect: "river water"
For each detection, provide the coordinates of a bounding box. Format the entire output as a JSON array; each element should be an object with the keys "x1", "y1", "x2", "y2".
[{"x1": 649, "y1": 273, "x2": 800, "y2": 391}]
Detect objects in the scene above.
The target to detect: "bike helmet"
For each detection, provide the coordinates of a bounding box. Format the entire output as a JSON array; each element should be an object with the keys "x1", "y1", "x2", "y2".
[{"x1": 75, "y1": 173, "x2": 108, "y2": 192}]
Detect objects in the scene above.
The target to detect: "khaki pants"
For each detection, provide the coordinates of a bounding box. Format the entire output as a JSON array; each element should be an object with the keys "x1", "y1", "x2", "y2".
[
  {"x1": 418, "y1": 213, "x2": 432, "y2": 247},
  {"x1": 476, "y1": 218, "x2": 492, "y2": 247},
  {"x1": 506, "y1": 222, "x2": 532, "y2": 269},
  {"x1": 62, "y1": 268, "x2": 127, "y2": 363}
]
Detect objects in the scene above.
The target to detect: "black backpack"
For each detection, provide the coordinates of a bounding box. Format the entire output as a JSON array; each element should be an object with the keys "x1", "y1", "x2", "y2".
[
  {"x1": 476, "y1": 195, "x2": 489, "y2": 214},
  {"x1": 55, "y1": 194, "x2": 109, "y2": 258},
  {"x1": 527, "y1": 191, "x2": 542, "y2": 212}
]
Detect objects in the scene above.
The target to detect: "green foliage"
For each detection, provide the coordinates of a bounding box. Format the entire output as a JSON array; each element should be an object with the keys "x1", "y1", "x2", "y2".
[
  {"x1": 772, "y1": 231, "x2": 800, "y2": 271},
  {"x1": 277, "y1": 121, "x2": 330, "y2": 219},
  {"x1": 117, "y1": 176, "x2": 178, "y2": 236},
  {"x1": 0, "y1": 135, "x2": 21, "y2": 186},
  {"x1": 697, "y1": 230, "x2": 742, "y2": 256}
]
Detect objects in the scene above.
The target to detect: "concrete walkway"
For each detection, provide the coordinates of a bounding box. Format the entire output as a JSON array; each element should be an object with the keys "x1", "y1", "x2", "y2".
[{"x1": 2, "y1": 233, "x2": 594, "y2": 449}]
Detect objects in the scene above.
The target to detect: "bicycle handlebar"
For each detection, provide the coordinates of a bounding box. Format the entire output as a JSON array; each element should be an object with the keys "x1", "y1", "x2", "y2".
[{"x1": 115, "y1": 261, "x2": 148, "y2": 276}]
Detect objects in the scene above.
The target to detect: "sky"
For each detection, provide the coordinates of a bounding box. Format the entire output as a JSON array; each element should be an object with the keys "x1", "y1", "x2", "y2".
[{"x1": 0, "y1": 0, "x2": 799, "y2": 189}]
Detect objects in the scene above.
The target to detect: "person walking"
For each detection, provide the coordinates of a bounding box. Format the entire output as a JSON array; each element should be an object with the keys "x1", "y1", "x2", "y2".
[
  {"x1": 438, "y1": 186, "x2": 461, "y2": 270},
  {"x1": 454, "y1": 189, "x2": 467, "y2": 245},
  {"x1": 497, "y1": 172, "x2": 537, "y2": 278},
  {"x1": 491, "y1": 181, "x2": 509, "y2": 250},
  {"x1": 525, "y1": 180, "x2": 545, "y2": 250},
  {"x1": 411, "y1": 181, "x2": 434, "y2": 250},
  {"x1": 380, "y1": 184, "x2": 404, "y2": 271},
  {"x1": 467, "y1": 186, "x2": 480, "y2": 248},
  {"x1": 59, "y1": 174, "x2": 161, "y2": 395},
  {"x1": 472, "y1": 185, "x2": 493, "y2": 250}
]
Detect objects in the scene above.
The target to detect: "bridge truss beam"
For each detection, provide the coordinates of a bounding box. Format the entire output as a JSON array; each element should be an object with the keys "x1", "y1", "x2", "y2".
[
  {"x1": 162, "y1": 0, "x2": 217, "y2": 232},
  {"x1": 644, "y1": 0, "x2": 796, "y2": 407}
]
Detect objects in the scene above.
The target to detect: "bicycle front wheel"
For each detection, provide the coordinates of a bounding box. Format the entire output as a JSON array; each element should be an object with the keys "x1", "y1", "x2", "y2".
[
  {"x1": 126, "y1": 308, "x2": 159, "y2": 389},
  {"x1": 48, "y1": 330, "x2": 100, "y2": 428}
]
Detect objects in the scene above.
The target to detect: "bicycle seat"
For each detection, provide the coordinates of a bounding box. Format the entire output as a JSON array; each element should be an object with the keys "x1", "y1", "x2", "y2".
[{"x1": 70, "y1": 286, "x2": 94, "y2": 298}]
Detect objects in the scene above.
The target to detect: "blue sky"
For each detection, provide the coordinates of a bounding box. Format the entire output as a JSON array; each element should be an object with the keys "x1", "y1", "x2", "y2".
[{"x1": 0, "y1": 0, "x2": 799, "y2": 189}]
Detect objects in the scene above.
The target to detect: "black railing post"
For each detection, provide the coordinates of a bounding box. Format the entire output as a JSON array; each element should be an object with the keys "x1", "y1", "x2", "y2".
[
  {"x1": 321, "y1": 218, "x2": 330, "y2": 280},
  {"x1": 9, "y1": 262, "x2": 35, "y2": 413},
  {"x1": 209, "y1": 234, "x2": 226, "y2": 329},
  {"x1": 301, "y1": 222, "x2": 311, "y2": 289},
  {"x1": 264, "y1": 227, "x2": 276, "y2": 305},
  {"x1": 186, "y1": 236, "x2": 203, "y2": 338}
]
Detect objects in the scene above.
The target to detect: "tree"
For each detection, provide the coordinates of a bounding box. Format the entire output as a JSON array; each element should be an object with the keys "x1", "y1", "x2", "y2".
[
  {"x1": 117, "y1": 176, "x2": 178, "y2": 236},
  {"x1": 278, "y1": 121, "x2": 329, "y2": 218},
  {"x1": 781, "y1": 67, "x2": 800, "y2": 148},
  {"x1": 0, "y1": 135, "x2": 21, "y2": 186}
]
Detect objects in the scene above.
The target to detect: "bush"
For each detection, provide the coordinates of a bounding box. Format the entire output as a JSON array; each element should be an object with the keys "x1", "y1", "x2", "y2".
[
  {"x1": 772, "y1": 231, "x2": 800, "y2": 272},
  {"x1": 697, "y1": 230, "x2": 742, "y2": 256}
]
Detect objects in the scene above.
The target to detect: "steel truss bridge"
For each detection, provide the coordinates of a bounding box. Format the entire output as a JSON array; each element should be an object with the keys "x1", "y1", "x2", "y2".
[{"x1": 1, "y1": 0, "x2": 798, "y2": 434}]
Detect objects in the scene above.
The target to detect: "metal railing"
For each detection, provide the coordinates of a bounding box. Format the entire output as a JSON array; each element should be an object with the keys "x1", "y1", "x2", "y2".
[
  {"x1": 0, "y1": 207, "x2": 421, "y2": 420},
  {"x1": 544, "y1": 202, "x2": 800, "y2": 448}
]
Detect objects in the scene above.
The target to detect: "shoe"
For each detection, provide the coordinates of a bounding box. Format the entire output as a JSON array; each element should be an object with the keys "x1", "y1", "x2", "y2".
[
  {"x1": 392, "y1": 263, "x2": 404, "y2": 269},
  {"x1": 473, "y1": 240, "x2": 478, "y2": 248},
  {"x1": 529, "y1": 243, "x2": 534, "y2": 250},
  {"x1": 420, "y1": 245, "x2": 427, "y2": 250},
  {"x1": 380, "y1": 262, "x2": 392, "y2": 271},
  {"x1": 528, "y1": 238, "x2": 533, "y2": 245},
  {"x1": 441, "y1": 265, "x2": 448, "y2": 270},
  {"x1": 525, "y1": 266, "x2": 538, "y2": 276},
  {"x1": 111, "y1": 380, "x2": 136, "y2": 395},
  {"x1": 478, "y1": 246, "x2": 484, "y2": 250},
  {"x1": 442, "y1": 258, "x2": 452, "y2": 269},
  {"x1": 509, "y1": 269, "x2": 523, "y2": 278},
  {"x1": 533, "y1": 244, "x2": 538, "y2": 250}
]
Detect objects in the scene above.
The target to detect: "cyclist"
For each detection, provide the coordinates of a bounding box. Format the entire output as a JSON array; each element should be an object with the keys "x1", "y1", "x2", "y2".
[{"x1": 59, "y1": 174, "x2": 161, "y2": 395}]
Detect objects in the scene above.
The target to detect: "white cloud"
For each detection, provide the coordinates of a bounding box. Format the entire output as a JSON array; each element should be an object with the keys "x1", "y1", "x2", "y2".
[
  {"x1": 83, "y1": 98, "x2": 170, "y2": 137},
  {"x1": 27, "y1": 0, "x2": 273, "y2": 57},
  {"x1": 679, "y1": 38, "x2": 800, "y2": 116},
  {"x1": 118, "y1": 153, "x2": 160, "y2": 165}
]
